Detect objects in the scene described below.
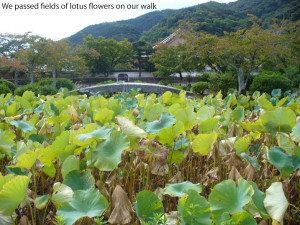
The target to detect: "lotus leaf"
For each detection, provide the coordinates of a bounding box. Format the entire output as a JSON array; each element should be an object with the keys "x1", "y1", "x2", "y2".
[{"x1": 57, "y1": 189, "x2": 108, "y2": 225}]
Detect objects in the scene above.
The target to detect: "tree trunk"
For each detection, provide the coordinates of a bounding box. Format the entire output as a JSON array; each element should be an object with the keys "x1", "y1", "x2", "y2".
[
  {"x1": 237, "y1": 67, "x2": 247, "y2": 94},
  {"x1": 52, "y1": 68, "x2": 57, "y2": 88},
  {"x1": 14, "y1": 70, "x2": 19, "y2": 88},
  {"x1": 179, "y1": 72, "x2": 183, "y2": 80},
  {"x1": 138, "y1": 58, "x2": 142, "y2": 79},
  {"x1": 29, "y1": 64, "x2": 34, "y2": 84}
]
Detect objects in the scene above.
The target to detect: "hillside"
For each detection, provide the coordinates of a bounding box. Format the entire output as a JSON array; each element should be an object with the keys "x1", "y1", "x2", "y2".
[
  {"x1": 67, "y1": 9, "x2": 176, "y2": 45},
  {"x1": 141, "y1": 0, "x2": 299, "y2": 43},
  {"x1": 67, "y1": 0, "x2": 299, "y2": 45}
]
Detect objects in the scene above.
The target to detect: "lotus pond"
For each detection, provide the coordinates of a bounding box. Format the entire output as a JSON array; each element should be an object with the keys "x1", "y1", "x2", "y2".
[{"x1": 0, "y1": 89, "x2": 299, "y2": 225}]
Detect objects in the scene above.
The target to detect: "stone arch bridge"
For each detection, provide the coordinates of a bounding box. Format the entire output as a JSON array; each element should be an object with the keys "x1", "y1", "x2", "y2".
[{"x1": 76, "y1": 82, "x2": 194, "y2": 96}]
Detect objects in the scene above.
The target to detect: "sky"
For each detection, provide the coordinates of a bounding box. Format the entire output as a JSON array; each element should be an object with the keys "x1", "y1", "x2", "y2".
[{"x1": 0, "y1": 0, "x2": 237, "y2": 40}]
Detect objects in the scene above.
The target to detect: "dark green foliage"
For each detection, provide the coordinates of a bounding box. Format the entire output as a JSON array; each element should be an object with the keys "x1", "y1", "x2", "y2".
[
  {"x1": 191, "y1": 82, "x2": 209, "y2": 94},
  {"x1": 0, "y1": 84, "x2": 11, "y2": 95},
  {"x1": 158, "y1": 78, "x2": 171, "y2": 86},
  {"x1": 173, "y1": 84, "x2": 187, "y2": 90},
  {"x1": 67, "y1": 0, "x2": 297, "y2": 45},
  {"x1": 38, "y1": 78, "x2": 75, "y2": 90},
  {"x1": 0, "y1": 79, "x2": 15, "y2": 92},
  {"x1": 37, "y1": 85, "x2": 58, "y2": 96},
  {"x1": 68, "y1": 10, "x2": 175, "y2": 45},
  {"x1": 209, "y1": 72, "x2": 237, "y2": 94},
  {"x1": 15, "y1": 84, "x2": 38, "y2": 96},
  {"x1": 250, "y1": 72, "x2": 291, "y2": 94},
  {"x1": 196, "y1": 73, "x2": 211, "y2": 82},
  {"x1": 96, "y1": 80, "x2": 115, "y2": 85}
]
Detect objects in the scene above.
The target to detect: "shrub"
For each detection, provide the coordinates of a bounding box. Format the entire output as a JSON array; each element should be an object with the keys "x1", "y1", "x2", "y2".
[
  {"x1": 173, "y1": 84, "x2": 187, "y2": 90},
  {"x1": 209, "y1": 72, "x2": 237, "y2": 94},
  {"x1": 196, "y1": 73, "x2": 210, "y2": 82},
  {"x1": 37, "y1": 85, "x2": 58, "y2": 96},
  {"x1": 0, "y1": 84, "x2": 12, "y2": 95},
  {"x1": 0, "y1": 79, "x2": 15, "y2": 92},
  {"x1": 134, "y1": 80, "x2": 144, "y2": 83},
  {"x1": 56, "y1": 78, "x2": 75, "y2": 90},
  {"x1": 250, "y1": 72, "x2": 291, "y2": 94},
  {"x1": 158, "y1": 78, "x2": 171, "y2": 86},
  {"x1": 15, "y1": 84, "x2": 38, "y2": 96},
  {"x1": 96, "y1": 80, "x2": 115, "y2": 85},
  {"x1": 191, "y1": 82, "x2": 209, "y2": 94},
  {"x1": 38, "y1": 78, "x2": 75, "y2": 90}
]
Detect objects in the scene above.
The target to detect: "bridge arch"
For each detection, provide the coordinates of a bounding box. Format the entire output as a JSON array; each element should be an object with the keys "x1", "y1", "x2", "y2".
[{"x1": 76, "y1": 82, "x2": 194, "y2": 96}]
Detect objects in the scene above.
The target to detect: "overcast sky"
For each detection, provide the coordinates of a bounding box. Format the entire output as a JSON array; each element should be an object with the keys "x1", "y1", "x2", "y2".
[{"x1": 0, "y1": 0, "x2": 237, "y2": 40}]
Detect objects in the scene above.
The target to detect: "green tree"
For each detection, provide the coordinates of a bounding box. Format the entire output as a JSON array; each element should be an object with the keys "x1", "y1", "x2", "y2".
[
  {"x1": 150, "y1": 43, "x2": 200, "y2": 79},
  {"x1": 185, "y1": 19, "x2": 298, "y2": 93},
  {"x1": 132, "y1": 41, "x2": 154, "y2": 78},
  {"x1": 82, "y1": 35, "x2": 134, "y2": 76}
]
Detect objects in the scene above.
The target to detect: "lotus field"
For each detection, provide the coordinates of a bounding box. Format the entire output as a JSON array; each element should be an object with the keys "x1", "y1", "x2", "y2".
[{"x1": 0, "y1": 89, "x2": 299, "y2": 225}]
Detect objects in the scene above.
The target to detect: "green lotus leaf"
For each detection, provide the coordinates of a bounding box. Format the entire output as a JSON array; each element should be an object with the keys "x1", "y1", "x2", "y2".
[
  {"x1": 9, "y1": 120, "x2": 35, "y2": 133},
  {"x1": 162, "y1": 91, "x2": 172, "y2": 104},
  {"x1": 271, "y1": 89, "x2": 281, "y2": 98},
  {"x1": 264, "y1": 182, "x2": 288, "y2": 224},
  {"x1": 175, "y1": 106, "x2": 197, "y2": 130},
  {"x1": 124, "y1": 97, "x2": 138, "y2": 110},
  {"x1": 42, "y1": 164, "x2": 56, "y2": 178},
  {"x1": 234, "y1": 136, "x2": 252, "y2": 153},
  {"x1": 197, "y1": 105, "x2": 215, "y2": 123},
  {"x1": 248, "y1": 182, "x2": 268, "y2": 219},
  {"x1": 208, "y1": 179, "x2": 254, "y2": 225},
  {"x1": 57, "y1": 189, "x2": 108, "y2": 225},
  {"x1": 145, "y1": 112, "x2": 176, "y2": 135},
  {"x1": 0, "y1": 175, "x2": 29, "y2": 215},
  {"x1": 40, "y1": 131, "x2": 70, "y2": 167},
  {"x1": 76, "y1": 126, "x2": 113, "y2": 143},
  {"x1": 163, "y1": 181, "x2": 202, "y2": 198},
  {"x1": 61, "y1": 155, "x2": 79, "y2": 178},
  {"x1": 50, "y1": 103, "x2": 59, "y2": 116},
  {"x1": 178, "y1": 189, "x2": 211, "y2": 225},
  {"x1": 63, "y1": 170, "x2": 95, "y2": 191},
  {"x1": 257, "y1": 95, "x2": 273, "y2": 111},
  {"x1": 239, "y1": 153, "x2": 260, "y2": 170},
  {"x1": 93, "y1": 108, "x2": 114, "y2": 124},
  {"x1": 35, "y1": 194, "x2": 49, "y2": 210},
  {"x1": 232, "y1": 106, "x2": 245, "y2": 122},
  {"x1": 51, "y1": 182, "x2": 74, "y2": 209},
  {"x1": 0, "y1": 174, "x2": 14, "y2": 190},
  {"x1": 168, "y1": 150, "x2": 184, "y2": 164},
  {"x1": 231, "y1": 211, "x2": 257, "y2": 225},
  {"x1": 291, "y1": 122, "x2": 300, "y2": 142},
  {"x1": 135, "y1": 190, "x2": 164, "y2": 224},
  {"x1": 34, "y1": 102, "x2": 45, "y2": 114},
  {"x1": 6, "y1": 103, "x2": 20, "y2": 117},
  {"x1": 276, "y1": 132, "x2": 295, "y2": 155},
  {"x1": 174, "y1": 138, "x2": 190, "y2": 150},
  {"x1": 261, "y1": 107, "x2": 296, "y2": 135},
  {"x1": 14, "y1": 151, "x2": 37, "y2": 168},
  {"x1": 192, "y1": 131, "x2": 218, "y2": 155},
  {"x1": 87, "y1": 131, "x2": 130, "y2": 171},
  {"x1": 0, "y1": 129, "x2": 14, "y2": 156},
  {"x1": 268, "y1": 147, "x2": 300, "y2": 178},
  {"x1": 157, "y1": 121, "x2": 184, "y2": 146},
  {"x1": 29, "y1": 134, "x2": 46, "y2": 144},
  {"x1": 198, "y1": 118, "x2": 220, "y2": 133},
  {"x1": 117, "y1": 116, "x2": 146, "y2": 138}
]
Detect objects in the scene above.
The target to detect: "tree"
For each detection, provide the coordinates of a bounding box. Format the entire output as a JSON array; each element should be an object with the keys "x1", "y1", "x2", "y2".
[
  {"x1": 185, "y1": 18, "x2": 298, "y2": 93},
  {"x1": 36, "y1": 39, "x2": 81, "y2": 88},
  {"x1": 132, "y1": 41, "x2": 154, "y2": 78},
  {"x1": 150, "y1": 43, "x2": 200, "y2": 79},
  {"x1": 82, "y1": 35, "x2": 134, "y2": 76}
]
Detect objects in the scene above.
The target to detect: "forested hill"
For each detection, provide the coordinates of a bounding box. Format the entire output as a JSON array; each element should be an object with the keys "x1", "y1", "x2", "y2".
[
  {"x1": 67, "y1": 0, "x2": 299, "y2": 45},
  {"x1": 67, "y1": 9, "x2": 176, "y2": 44}
]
